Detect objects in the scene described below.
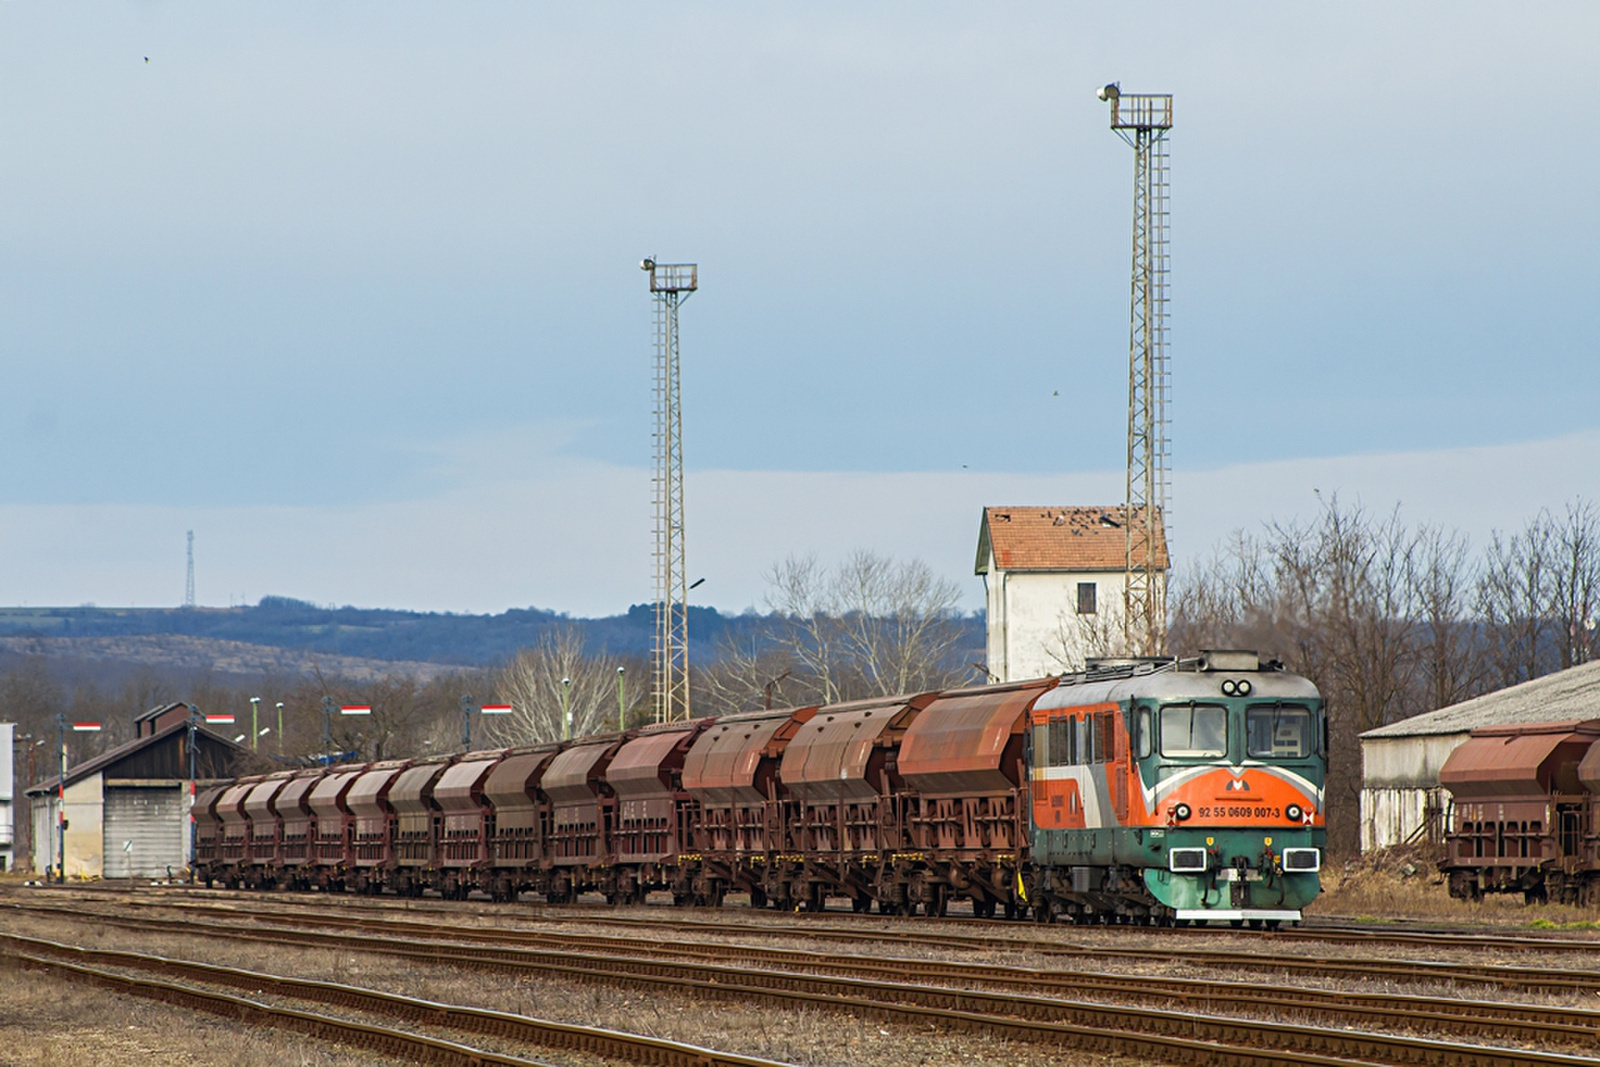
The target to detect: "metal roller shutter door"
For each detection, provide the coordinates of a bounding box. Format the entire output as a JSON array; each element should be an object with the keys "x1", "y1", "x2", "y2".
[{"x1": 104, "y1": 787, "x2": 185, "y2": 878}]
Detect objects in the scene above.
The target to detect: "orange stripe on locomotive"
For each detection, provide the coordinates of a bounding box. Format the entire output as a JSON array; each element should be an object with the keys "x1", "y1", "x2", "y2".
[{"x1": 1028, "y1": 702, "x2": 1322, "y2": 831}]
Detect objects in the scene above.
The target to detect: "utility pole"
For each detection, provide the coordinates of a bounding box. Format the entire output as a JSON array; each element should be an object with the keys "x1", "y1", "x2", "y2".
[
  {"x1": 460, "y1": 693, "x2": 476, "y2": 751},
  {"x1": 1099, "y1": 83, "x2": 1172, "y2": 657},
  {"x1": 321, "y1": 696, "x2": 334, "y2": 759},
  {"x1": 642, "y1": 257, "x2": 697, "y2": 723},
  {"x1": 616, "y1": 667, "x2": 626, "y2": 732}
]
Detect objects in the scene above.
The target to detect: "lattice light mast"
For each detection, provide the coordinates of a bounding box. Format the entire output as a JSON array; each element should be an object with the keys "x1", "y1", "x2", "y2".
[
  {"x1": 1100, "y1": 83, "x2": 1171, "y2": 657},
  {"x1": 641, "y1": 257, "x2": 697, "y2": 723}
]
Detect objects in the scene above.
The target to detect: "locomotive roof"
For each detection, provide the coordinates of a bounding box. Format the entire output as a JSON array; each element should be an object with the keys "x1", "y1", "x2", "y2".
[
  {"x1": 1363, "y1": 658, "x2": 1600, "y2": 739},
  {"x1": 1034, "y1": 656, "x2": 1319, "y2": 709}
]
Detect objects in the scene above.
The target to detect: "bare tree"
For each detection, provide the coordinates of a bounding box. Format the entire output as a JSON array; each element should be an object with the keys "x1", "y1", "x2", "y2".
[
  {"x1": 694, "y1": 627, "x2": 798, "y2": 716},
  {"x1": 765, "y1": 550, "x2": 978, "y2": 704},
  {"x1": 1550, "y1": 499, "x2": 1600, "y2": 669},
  {"x1": 1477, "y1": 514, "x2": 1556, "y2": 687},
  {"x1": 1409, "y1": 524, "x2": 1486, "y2": 711},
  {"x1": 488, "y1": 625, "x2": 641, "y2": 745}
]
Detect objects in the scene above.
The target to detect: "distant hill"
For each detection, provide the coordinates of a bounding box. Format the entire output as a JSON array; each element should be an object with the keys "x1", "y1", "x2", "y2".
[
  {"x1": 0, "y1": 599, "x2": 804, "y2": 667},
  {"x1": 0, "y1": 633, "x2": 456, "y2": 683}
]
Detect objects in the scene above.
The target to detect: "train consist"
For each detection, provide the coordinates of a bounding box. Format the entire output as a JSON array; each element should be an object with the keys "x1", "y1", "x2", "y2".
[
  {"x1": 1440, "y1": 719, "x2": 1600, "y2": 905},
  {"x1": 195, "y1": 650, "x2": 1327, "y2": 926}
]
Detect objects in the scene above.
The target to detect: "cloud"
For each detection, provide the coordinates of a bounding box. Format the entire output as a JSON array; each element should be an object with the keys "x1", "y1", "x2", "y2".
[{"x1": 4, "y1": 429, "x2": 1596, "y2": 618}]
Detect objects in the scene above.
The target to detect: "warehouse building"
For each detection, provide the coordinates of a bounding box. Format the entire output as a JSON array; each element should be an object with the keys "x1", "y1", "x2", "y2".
[
  {"x1": 1360, "y1": 660, "x2": 1600, "y2": 851},
  {"x1": 975, "y1": 505, "x2": 1168, "y2": 681},
  {"x1": 27, "y1": 702, "x2": 245, "y2": 879}
]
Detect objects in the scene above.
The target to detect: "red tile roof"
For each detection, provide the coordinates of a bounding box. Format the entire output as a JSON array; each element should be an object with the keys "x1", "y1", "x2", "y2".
[{"x1": 975, "y1": 505, "x2": 1169, "y2": 574}]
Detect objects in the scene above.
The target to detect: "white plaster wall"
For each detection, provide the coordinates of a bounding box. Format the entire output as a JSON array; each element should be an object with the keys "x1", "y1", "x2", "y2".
[
  {"x1": 31, "y1": 796, "x2": 52, "y2": 876},
  {"x1": 990, "y1": 570, "x2": 1126, "y2": 681},
  {"x1": 63, "y1": 774, "x2": 104, "y2": 878}
]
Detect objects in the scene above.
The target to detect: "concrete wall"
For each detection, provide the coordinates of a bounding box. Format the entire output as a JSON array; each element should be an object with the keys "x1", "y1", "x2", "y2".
[
  {"x1": 31, "y1": 774, "x2": 104, "y2": 878},
  {"x1": 1361, "y1": 785, "x2": 1452, "y2": 852},
  {"x1": 985, "y1": 569, "x2": 1128, "y2": 681},
  {"x1": 1362, "y1": 732, "x2": 1470, "y2": 789}
]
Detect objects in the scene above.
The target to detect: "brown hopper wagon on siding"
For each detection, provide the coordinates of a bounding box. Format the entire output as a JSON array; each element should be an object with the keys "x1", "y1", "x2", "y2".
[{"x1": 1441, "y1": 720, "x2": 1600, "y2": 904}]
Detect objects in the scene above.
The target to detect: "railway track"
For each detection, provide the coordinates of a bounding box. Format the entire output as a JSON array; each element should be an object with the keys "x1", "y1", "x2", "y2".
[
  {"x1": 88, "y1": 896, "x2": 1600, "y2": 997},
  {"x1": 11, "y1": 901, "x2": 1600, "y2": 1066},
  {"x1": 3, "y1": 933, "x2": 788, "y2": 1067},
  {"x1": 42, "y1": 881, "x2": 1600, "y2": 957}
]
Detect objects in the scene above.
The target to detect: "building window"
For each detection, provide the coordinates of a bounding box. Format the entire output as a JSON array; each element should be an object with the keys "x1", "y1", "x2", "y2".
[{"x1": 1076, "y1": 581, "x2": 1097, "y2": 615}]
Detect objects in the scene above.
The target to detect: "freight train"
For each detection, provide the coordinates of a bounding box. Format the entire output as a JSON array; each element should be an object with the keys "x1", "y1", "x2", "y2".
[
  {"x1": 194, "y1": 650, "x2": 1327, "y2": 926},
  {"x1": 1440, "y1": 719, "x2": 1600, "y2": 905}
]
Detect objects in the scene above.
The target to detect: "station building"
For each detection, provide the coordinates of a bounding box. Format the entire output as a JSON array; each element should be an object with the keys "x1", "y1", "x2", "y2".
[
  {"x1": 975, "y1": 505, "x2": 1169, "y2": 681},
  {"x1": 1359, "y1": 659, "x2": 1600, "y2": 851},
  {"x1": 26, "y1": 702, "x2": 246, "y2": 879}
]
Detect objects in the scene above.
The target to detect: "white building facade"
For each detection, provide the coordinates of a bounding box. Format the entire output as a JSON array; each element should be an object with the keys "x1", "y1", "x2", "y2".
[
  {"x1": 975, "y1": 506, "x2": 1169, "y2": 682},
  {"x1": 1, "y1": 723, "x2": 13, "y2": 872}
]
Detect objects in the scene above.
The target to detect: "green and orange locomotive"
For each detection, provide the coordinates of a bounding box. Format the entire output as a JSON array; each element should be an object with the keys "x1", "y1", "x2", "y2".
[{"x1": 1024, "y1": 649, "x2": 1326, "y2": 927}]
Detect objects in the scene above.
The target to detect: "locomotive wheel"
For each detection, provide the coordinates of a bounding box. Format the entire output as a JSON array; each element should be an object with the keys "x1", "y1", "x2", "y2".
[
  {"x1": 749, "y1": 886, "x2": 768, "y2": 909},
  {"x1": 1003, "y1": 902, "x2": 1018, "y2": 920}
]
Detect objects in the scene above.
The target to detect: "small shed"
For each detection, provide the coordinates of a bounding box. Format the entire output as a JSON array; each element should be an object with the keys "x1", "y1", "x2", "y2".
[
  {"x1": 1359, "y1": 659, "x2": 1600, "y2": 851},
  {"x1": 26, "y1": 708, "x2": 245, "y2": 879}
]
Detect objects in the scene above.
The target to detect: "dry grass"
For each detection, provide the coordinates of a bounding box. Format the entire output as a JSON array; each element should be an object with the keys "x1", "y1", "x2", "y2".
[{"x1": 1316, "y1": 844, "x2": 1600, "y2": 928}]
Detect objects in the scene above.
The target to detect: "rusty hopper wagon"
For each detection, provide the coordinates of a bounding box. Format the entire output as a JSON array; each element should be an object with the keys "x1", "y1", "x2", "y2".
[{"x1": 1440, "y1": 719, "x2": 1600, "y2": 904}]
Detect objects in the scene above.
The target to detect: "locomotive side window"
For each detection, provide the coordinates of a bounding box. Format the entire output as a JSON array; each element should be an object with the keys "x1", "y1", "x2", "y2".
[
  {"x1": 1159, "y1": 703, "x2": 1227, "y2": 758},
  {"x1": 1246, "y1": 704, "x2": 1313, "y2": 759},
  {"x1": 1048, "y1": 717, "x2": 1069, "y2": 765},
  {"x1": 1134, "y1": 707, "x2": 1153, "y2": 759}
]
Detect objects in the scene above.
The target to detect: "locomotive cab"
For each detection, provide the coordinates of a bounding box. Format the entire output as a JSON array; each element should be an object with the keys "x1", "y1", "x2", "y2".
[{"x1": 1028, "y1": 650, "x2": 1326, "y2": 926}]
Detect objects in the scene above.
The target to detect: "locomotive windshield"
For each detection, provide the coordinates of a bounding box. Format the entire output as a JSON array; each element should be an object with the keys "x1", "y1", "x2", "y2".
[
  {"x1": 1159, "y1": 703, "x2": 1227, "y2": 758},
  {"x1": 1246, "y1": 704, "x2": 1313, "y2": 759}
]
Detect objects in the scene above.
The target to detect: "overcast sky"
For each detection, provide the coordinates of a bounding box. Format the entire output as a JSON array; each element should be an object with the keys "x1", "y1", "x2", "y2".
[{"x1": 3, "y1": 4, "x2": 1597, "y2": 615}]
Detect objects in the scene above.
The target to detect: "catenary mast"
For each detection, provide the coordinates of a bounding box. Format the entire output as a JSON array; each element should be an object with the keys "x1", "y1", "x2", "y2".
[
  {"x1": 641, "y1": 258, "x2": 697, "y2": 723},
  {"x1": 1100, "y1": 84, "x2": 1171, "y2": 656}
]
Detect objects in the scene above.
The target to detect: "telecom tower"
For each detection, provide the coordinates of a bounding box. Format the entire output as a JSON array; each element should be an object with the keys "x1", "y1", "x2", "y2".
[
  {"x1": 641, "y1": 258, "x2": 697, "y2": 723},
  {"x1": 185, "y1": 530, "x2": 196, "y2": 609},
  {"x1": 1099, "y1": 84, "x2": 1171, "y2": 656}
]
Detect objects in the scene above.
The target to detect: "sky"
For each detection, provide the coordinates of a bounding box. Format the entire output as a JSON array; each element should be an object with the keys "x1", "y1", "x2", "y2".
[{"x1": 2, "y1": 4, "x2": 1597, "y2": 615}]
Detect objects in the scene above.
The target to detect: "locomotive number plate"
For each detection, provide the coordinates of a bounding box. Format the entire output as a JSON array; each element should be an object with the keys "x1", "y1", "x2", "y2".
[{"x1": 1196, "y1": 805, "x2": 1281, "y2": 820}]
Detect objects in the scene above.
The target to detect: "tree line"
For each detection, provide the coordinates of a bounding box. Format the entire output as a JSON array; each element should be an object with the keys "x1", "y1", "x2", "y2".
[{"x1": 1169, "y1": 496, "x2": 1599, "y2": 854}]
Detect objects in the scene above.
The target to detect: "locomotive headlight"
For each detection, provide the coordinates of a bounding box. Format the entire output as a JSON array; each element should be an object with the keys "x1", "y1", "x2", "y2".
[
  {"x1": 1173, "y1": 803, "x2": 1192, "y2": 822},
  {"x1": 1285, "y1": 803, "x2": 1303, "y2": 822},
  {"x1": 1221, "y1": 679, "x2": 1237, "y2": 695},
  {"x1": 1236, "y1": 679, "x2": 1253, "y2": 696}
]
